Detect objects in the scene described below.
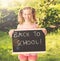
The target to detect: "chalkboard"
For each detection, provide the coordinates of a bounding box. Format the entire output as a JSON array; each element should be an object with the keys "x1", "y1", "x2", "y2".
[{"x1": 12, "y1": 30, "x2": 46, "y2": 54}]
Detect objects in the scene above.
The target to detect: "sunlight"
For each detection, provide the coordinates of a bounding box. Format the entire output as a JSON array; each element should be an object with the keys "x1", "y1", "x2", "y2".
[
  {"x1": 18, "y1": 0, "x2": 25, "y2": 3},
  {"x1": 0, "y1": 0, "x2": 26, "y2": 8},
  {"x1": 0, "y1": 0, "x2": 12, "y2": 8}
]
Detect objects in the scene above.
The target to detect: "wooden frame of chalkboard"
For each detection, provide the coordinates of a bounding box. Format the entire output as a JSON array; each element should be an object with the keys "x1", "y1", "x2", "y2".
[{"x1": 12, "y1": 29, "x2": 46, "y2": 54}]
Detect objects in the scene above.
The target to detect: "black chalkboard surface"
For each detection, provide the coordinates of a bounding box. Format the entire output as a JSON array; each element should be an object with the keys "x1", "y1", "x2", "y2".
[{"x1": 12, "y1": 30, "x2": 46, "y2": 54}]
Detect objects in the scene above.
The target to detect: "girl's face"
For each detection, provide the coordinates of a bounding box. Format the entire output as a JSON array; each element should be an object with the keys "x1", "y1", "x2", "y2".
[{"x1": 22, "y1": 9, "x2": 33, "y2": 21}]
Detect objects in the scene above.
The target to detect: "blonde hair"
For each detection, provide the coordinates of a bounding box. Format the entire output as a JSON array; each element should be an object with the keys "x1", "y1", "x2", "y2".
[{"x1": 18, "y1": 7, "x2": 37, "y2": 24}]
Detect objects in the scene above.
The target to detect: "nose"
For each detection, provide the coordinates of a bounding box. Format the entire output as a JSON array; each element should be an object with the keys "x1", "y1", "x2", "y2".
[{"x1": 25, "y1": 14, "x2": 29, "y2": 18}]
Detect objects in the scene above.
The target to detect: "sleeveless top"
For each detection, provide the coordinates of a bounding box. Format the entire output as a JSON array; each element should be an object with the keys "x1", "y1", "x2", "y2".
[{"x1": 17, "y1": 23, "x2": 38, "y2": 56}]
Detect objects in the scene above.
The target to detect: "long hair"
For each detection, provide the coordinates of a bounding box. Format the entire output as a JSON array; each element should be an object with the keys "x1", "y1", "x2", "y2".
[{"x1": 18, "y1": 7, "x2": 37, "y2": 24}]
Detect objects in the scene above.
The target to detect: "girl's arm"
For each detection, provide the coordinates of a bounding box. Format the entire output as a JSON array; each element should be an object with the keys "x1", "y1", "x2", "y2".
[
  {"x1": 40, "y1": 28, "x2": 47, "y2": 35},
  {"x1": 36, "y1": 24, "x2": 47, "y2": 35},
  {"x1": 9, "y1": 29, "x2": 15, "y2": 37},
  {"x1": 9, "y1": 24, "x2": 20, "y2": 37},
  {"x1": 17, "y1": 24, "x2": 20, "y2": 29},
  {"x1": 37, "y1": 28, "x2": 47, "y2": 35}
]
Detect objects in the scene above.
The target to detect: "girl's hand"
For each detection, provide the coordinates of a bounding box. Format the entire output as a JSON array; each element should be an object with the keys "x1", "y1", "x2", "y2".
[
  {"x1": 42, "y1": 28, "x2": 47, "y2": 35},
  {"x1": 9, "y1": 29, "x2": 15, "y2": 37},
  {"x1": 37, "y1": 28, "x2": 47, "y2": 35}
]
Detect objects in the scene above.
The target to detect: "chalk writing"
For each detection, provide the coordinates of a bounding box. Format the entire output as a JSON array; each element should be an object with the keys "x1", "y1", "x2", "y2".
[{"x1": 12, "y1": 30, "x2": 45, "y2": 53}]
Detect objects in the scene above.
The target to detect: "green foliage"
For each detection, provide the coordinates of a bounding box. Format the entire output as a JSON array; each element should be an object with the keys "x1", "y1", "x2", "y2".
[
  {"x1": 35, "y1": 1, "x2": 60, "y2": 27},
  {"x1": 42, "y1": 8, "x2": 60, "y2": 27},
  {"x1": 0, "y1": 0, "x2": 60, "y2": 29},
  {"x1": 0, "y1": 9, "x2": 17, "y2": 31}
]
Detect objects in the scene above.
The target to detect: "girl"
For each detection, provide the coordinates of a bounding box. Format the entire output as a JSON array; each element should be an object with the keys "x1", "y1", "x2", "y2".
[{"x1": 9, "y1": 7, "x2": 47, "y2": 61}]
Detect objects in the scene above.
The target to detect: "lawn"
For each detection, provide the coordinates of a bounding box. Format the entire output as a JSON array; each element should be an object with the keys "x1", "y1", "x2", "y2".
[{"x1": 0, "y1": 29, "x2": 60, "y2": 61}]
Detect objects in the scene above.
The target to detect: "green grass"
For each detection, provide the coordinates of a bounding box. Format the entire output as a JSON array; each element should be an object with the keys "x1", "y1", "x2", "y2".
[
  {"x1": 0, "y1": 31, "x2": 19, "y2": 61},
  {"x1": 38, "y1": 29, "x2": 60, "y2": 61},
  {"x1": 0, "y1": 29, "x2": 60, "y2": 61}
]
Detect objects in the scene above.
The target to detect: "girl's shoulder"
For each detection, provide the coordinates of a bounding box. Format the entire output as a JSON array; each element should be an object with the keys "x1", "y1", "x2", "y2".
[{"x1": 17, "y1": 24, "x2": 23, "y2": 29}]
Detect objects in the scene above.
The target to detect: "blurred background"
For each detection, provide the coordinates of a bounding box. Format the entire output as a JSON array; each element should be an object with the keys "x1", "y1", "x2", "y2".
[{"x1": 0, "y1": 0, "x2": 60, "y2": 61}]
